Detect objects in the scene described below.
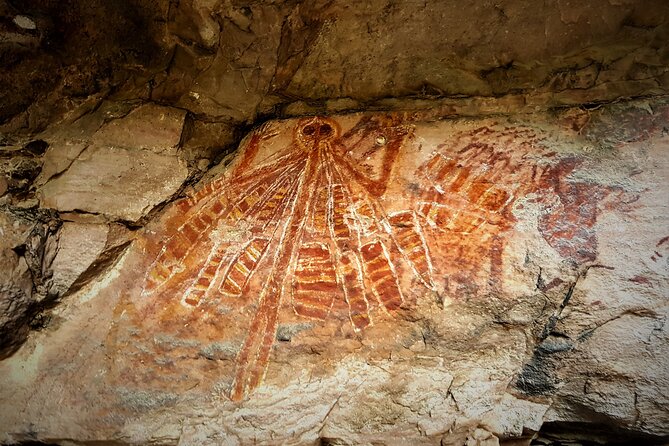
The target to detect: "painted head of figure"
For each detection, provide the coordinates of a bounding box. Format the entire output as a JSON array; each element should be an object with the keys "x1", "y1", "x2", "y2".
[{"x1": 295, "y1": 116, "x2": 340, "y2": 151}]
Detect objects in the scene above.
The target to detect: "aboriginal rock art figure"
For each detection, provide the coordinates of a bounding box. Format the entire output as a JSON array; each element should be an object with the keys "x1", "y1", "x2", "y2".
[
  {"x1": 134, "y1": 115, "x2": 622, "y2": 401},
  {"x1": 140, "y1": 115, "x2": 433, "y2": 401},
  {"x1": 652, "y1": 236, "x2": 669, "y2": 263},
  {"x1": 414, "y1": 126, "x2": 619, "y2": 295},
  {"x1": 415, "y1": 126, "x2": 538, "y2": 294}
]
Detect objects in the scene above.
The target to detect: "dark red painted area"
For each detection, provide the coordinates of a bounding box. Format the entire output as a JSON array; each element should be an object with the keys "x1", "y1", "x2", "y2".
[{"x1": 538, "y1": 181, "x2": 610, "y2": 263}]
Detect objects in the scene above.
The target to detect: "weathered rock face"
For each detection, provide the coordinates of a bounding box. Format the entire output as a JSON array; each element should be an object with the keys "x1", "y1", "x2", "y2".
[
  {"x1": 0, "y1": 100, "x2": 666, "y2": 445},
  {"x1": 0, "y1": 100, "x2": 188, "y2": 359},
  {"x1": 2, "y1": 0, "x2": 669, "y2": 133},
  {"x1": 0, "y1": 0, "x2": 168, "y2": 132},
  {"x1": 39, "y1": 146, "x2": 187, "y2": 222},
  {"x1": 1, "y1": 0, "x2": 669, "y2": 444},
  {"x1": 0, "y1": 211, "x2": 36, "y2": 357},
  {"x1": 37, "y1": 103, "x2": 189, "y2": 222}
]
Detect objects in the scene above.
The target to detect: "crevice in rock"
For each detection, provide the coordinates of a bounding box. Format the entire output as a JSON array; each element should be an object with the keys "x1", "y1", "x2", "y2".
[{"x1": 0, "y1": 204, "x2": 61, "y2": 358}]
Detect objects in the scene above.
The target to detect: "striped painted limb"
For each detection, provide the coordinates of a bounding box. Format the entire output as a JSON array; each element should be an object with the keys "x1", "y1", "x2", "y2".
[
  {"x1": 327, "y1": 181, "x2": 371, "y2": 330},
  {"x1": 359, "y1": 239, "x2": 403, "y2": 311},
  {"x1": 230, "y1": 150, "x2": 319, "y2": 401},
  {"x1": 142, "y1": 160, "x2": 303, "y2": 300},
  {"x1": 183, "y1": 167, "x2": 303, "y2": 307},
  {"x1": 386, "y1": 210, "x2": 434, "y2": 290}
]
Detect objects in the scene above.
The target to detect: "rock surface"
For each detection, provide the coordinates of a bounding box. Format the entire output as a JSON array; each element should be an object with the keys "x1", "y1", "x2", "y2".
[
  {"x1": 91, "y1": 104, "x2": 187, "y2": 154},
  {"x1": 35, "y1": 102, "x2": 190, "y2": 222},
  {"x1": 47, "y1": 222, "x2": 109, "y2": 297},
  {"x1": 0, "y1": 213, "x2": 35, "y2": 358},
  {"x1": 2, "y1": 0, "x2": 669, "y2": 134},
  {"x1": 0, "y1": 100, "x2": 666, "y2": 445},
  {"x1": 39, "y1": 146, "x2": 188, "y2": 222},
  {"x1": 0, "y1": 207, "x2": 59, "y2": 358},
  {"x1": 1, "y1": 0, "x2": 669, "y2": 444}
]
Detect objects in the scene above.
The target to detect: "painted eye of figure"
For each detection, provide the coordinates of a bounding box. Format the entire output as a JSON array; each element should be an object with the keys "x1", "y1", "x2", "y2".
[
  {"x1": 302, "y1": 124, "x2": 315, "y2": 136},
  {"x1": 320, "y1": 123, "x2": 333, "y2": 136}
]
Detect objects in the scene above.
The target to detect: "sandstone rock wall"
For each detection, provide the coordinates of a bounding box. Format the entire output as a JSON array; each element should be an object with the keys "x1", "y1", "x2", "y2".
[
  {"x1": 0, "y1": 98, "x2": 667, "y2": 445},
  {"x1": 2, "y1": 0, "x2": 669, "y2": 133},
  {"x1": 1, "y1": 0, "x2": 668, "y2": 444}
]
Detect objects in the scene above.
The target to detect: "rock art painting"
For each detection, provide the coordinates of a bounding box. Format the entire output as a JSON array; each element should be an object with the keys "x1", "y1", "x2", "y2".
[
  {"x1": 140, "y1": 115, "x2": 429, "y2": 400},
  {"x1": 124, "y1": 113, "x2": 626, "y2": 402}
]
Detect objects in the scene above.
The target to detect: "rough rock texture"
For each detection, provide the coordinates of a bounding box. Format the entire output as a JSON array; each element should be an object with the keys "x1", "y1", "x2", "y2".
[
  {"x1": 36, "y1": 102, "x2": 189, "y2": 222},
  {"x1": 0, "y1": 100, "x2": 189, "y2": 357},
  {"x1": 0, "y1": 212, "x2": 36, "y2": 357},
  {"x1": 91, "y1": 104, "x2": 187, "y2": 154},
  {"x1": 2, "y1": 0, "x2": 669, "y2": 135},
  {"x1": 0, "y1": 100, "x2": 667, "y2": 445},
  {"x1": 47, "y1": 222, "x2": 109, "y2": 297},
  {"x1": 1, "y1": 0, "x2": 669, "y2": 444},
  {"x1": 39, "y1": 146, "x2": 188, "y2": 222},
  {"x1": 0, "y1": 206, "x2": 60, "y2": 359}
]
